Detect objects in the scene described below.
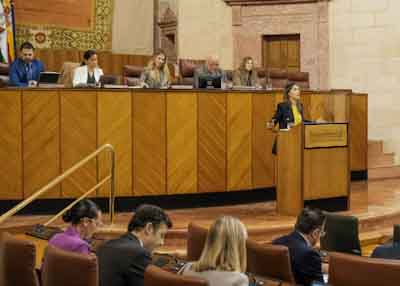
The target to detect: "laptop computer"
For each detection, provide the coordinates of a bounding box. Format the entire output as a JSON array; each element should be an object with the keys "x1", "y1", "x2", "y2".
[
  {"x1": 38, "y1": 72, "x2": 61, "y2": 85},
  {"x1": 198, "y1": 75, "x2": 222, "y2": 89}
]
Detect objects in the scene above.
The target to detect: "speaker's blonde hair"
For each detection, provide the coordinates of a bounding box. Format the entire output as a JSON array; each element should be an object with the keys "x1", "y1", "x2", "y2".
[
  {"x1": 191, "y1": 216, "x2": 247, "y2": 273},
  {"x1": 145, "y1": 49, "x2": 171, "y2": 82}
]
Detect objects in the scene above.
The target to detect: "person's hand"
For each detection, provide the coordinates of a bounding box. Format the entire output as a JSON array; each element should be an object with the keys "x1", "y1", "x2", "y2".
[
  {"x1": 266, "y1": 121, "x2": 275, "y2": 129},
  {"x1": 140, "y1": 82, "x2": 149, "y2": 88},
  {"x1": 28, "y1": 80, "x2": 38, "y2": 87},
  {"x1": 0, "y1": 27, "x2": 5, "y2": 33}
]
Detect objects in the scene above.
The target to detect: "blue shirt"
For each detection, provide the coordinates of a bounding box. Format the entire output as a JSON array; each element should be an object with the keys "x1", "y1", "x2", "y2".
[{"x1": 9, "y1": 58, "x2": 45, "y2": 87}]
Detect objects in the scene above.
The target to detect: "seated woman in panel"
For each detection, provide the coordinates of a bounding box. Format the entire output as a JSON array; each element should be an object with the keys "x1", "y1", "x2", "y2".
[
  {"x1": 232, "y1": 56, "x2": 261, "y2": 88},
  {"x1": 179, "y1": 216, "x2": 249, "y2": 286},
  {"x1": 48, "y1": 199, "x2": 102, "y2": 254},
  {"x1": 73, "y1": 50, "x2": 104, "y2": 87},
  {"x1": 140, "y1": 49, "x2": 171, "y2": 88}
]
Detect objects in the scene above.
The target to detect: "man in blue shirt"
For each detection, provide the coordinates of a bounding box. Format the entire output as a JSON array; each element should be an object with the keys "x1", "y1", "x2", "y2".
[{"x1": 9, "y1": 42, "x2": 44, "y2": 87}]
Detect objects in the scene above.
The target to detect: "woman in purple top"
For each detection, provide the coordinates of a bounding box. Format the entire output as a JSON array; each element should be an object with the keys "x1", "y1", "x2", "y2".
[{"x1": 48, "y1": 199, "x2": 102, "y2": 254}]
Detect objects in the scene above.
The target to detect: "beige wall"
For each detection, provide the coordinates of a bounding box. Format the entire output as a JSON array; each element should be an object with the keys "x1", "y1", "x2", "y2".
[
  {"x1": 112, "y1": 0, "x2": 154, "y2": 55},
  {"x1": 177, "y1": 0, "x2": 233, "y2": 69},
  {"x1": 329, "y1": 0, "x2": 400, "y2": 162}
]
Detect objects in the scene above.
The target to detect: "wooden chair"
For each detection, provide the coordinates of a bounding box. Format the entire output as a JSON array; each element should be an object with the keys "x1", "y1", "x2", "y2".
[{"x1": 186, "y1": 222, "x2": 208, "y2": 261}]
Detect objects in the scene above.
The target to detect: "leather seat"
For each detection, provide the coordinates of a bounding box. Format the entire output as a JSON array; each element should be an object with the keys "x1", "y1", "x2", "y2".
[
  {"x1": 0, "y1": 62, "x2": 10, "y2": 87},
  {"x1": 58, "y1": 62, "x2": 80, "y2": 87},
  {"x1": 0, "y1": 232, "x2": 40, "y2": 286},
  {"x1": 123, "y1": 65, "x2": 144, "y2": 86},
  {"x1": 329, "y1": 252, "x2": 400, "y2": 286},
  {"x1": 178, "y1": 59, "x2": 205, "y2": 86},
  {"x1": 144, "y1": 265, "x2": 208, "y2": 286},
  {"x1": 41, "y1": 245, "x2": 98, "y2": 286},
  {"x1": 186, "y1": 222, "x2": 208, "y2": 261},
  {"x1": 268, "y1": 69, "x2": 288, "y2": 89},
  {"x1": 246, "y1": 240, "x2": 295, "y2": 284},
  {"x1": 287, "y1": 71, "x2": 309, "y2": 90},
  {"x1": 320, "y1": 213, "x2": 362, "y2": 256}
]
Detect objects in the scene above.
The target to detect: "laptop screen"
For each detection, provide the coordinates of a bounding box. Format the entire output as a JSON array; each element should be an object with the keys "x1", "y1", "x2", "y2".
[
  {"x1": 39, "y1": 72, "x2": 60, "y2": 84},
  {"x1": 198, "y1": 75, "x2": 222, "y2": 89}
]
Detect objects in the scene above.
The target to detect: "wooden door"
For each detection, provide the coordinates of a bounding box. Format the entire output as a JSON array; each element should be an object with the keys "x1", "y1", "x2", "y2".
[{"x1": 262, "y1": 34, "x2": 300, "y2": 72}]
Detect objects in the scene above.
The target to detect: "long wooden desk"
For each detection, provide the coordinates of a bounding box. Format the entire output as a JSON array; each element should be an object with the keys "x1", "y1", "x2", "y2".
[{"x1": 0, "y1": 88, "x2": 367, "y2": 201}]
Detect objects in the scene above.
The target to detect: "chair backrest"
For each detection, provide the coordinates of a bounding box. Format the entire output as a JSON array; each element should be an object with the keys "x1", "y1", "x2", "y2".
[
  {"x1": 123, "y1": 65, "x2": 144, "y2": 86},
  {"x1": 145, "y1": 265, "x2": 208, "y2": 286},
  {"x1": 268, "y1": 69, "x2": 288, "y2": 89},
  {"x1": 225, "y1": 69, "x2": 233, "y2": 82},
  {"x1": 0, "y1": 232, "x2": 40, "y2": 286},
  {"x1": 329, "y1": 252, "x2": 400, "y2": 286},
  {"x1": 186, "y1": 223, "x2": 208, "y2": 261},
  {"x1": 178, "y1": 59, "x2": 205, "y2": 85},
  {"x1": 320, "y1": 213, "x2": 361, "y2": 255},
  {"x1": 256, "y1": 68, "x2": 267, "y2": 88},
  {"x1": 58, "y1": 62, "x2": 80, "y2": 87},
  {"x1": 394, "y1": 224, "x2": 400, "y2": 243},
  {"x1": 287, "y1": 71, "x2": 310, "y2": 90},
  {"x1": 41, "y1": 245, "x2": 98, "y2": 286},
  {"x1": 246, "y1": 240, "x2": 295, "y2": 284},
  {"x1": 100, "y1": 74, "x2": 119, "y2": 85}
]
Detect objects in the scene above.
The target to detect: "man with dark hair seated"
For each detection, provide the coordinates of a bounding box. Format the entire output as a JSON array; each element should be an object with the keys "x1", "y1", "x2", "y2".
[
  {"x1": 371, "y1": 242, "x2": 400, "y2": 260},
  {"x1": 273, "y1": 208, "x2": 326, "y2": 286},
  {"x1": 97, "y1": 204, "x2": 173, "y2": 286},
  {"x1": 9, "y1": 41, "x2": 44, "y2": 87}
]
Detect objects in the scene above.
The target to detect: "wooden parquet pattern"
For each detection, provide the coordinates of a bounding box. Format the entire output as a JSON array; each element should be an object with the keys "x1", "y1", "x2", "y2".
[
  {"x1": 98, "y1": 91, "x2": 132, "y2": 197},
  {"x1": 60, "y1": 90, "x2": 98, "y2": 198},
  {"x1": 198, "y1": 92, "x2": 227, "y2": 193},
  {"x1": 22, "y1": 90, "x2": 60, "y2": 198},
  {"x1": 351, "y1": 94, "x2": 368, "y2": 171},
  {"x1": 0, "y1": 91, "x2": 22, "y2": 199},
  {"x1": 227, "y1": 92, "x2": 252, "y2": 191},
  {"x1": 166, "y1": 92, "x2": 197, "y2": 195},
  {"x1": 133, "y1": 92, "x2": 166, "y2": 196}
]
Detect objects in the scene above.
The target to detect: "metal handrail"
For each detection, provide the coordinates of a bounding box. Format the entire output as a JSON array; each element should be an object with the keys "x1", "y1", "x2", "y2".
[{"x1": 0, "y1": 144, "x2": 116, "y2": 225}]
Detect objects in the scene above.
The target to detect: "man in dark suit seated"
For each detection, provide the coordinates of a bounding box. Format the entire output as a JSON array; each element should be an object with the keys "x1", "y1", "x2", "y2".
[
  {"x1": 97, "y1": 204, "x2": 173, "y2": 286},
  {"x1": 9, "y1": 41, "x2": 45, "y2": 87},
  {"x1": 273, "y1": 208, "x2": 326, "y2": 286},
  {"x1": 371, "y1": 242, "x2": 400, "y2": 260}
]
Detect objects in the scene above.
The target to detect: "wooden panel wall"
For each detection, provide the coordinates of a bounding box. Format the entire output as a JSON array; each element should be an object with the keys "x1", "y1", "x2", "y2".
[
  {"x1": 167, "y1": 92, "x2": 197, "y2": 195},
  {"x1": 60, "y1": 90, "x2": 98, "y2": 198},
  {"x1": 227, "y1": 92, "x2": 252, "y2": 191},
  {"x1": 133, "y1": 92, "x2": 166, "y2": 196},
  {"x1": 35, "y1": 49, "x2": 152, "y2": 75},
  {"x1": 22, "y1": 90, "x2": 60, "y2": 198},
  {"x1": 198, "y1": 92, "x2": 227, "y2": 193},
  {"x1": 0, "y1": 89, "x2": 368, "y2": 202},
  {"x1": 0, "y1": 90, "x2": 22, "y2": 199},
  {"x1": 97, "y1": 91, "x2": 132, "y2": 197}
]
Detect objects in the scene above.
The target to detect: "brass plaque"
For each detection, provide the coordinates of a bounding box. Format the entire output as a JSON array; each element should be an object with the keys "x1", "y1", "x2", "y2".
[{"x1": 304, "y1": 124, "x2": 347, "y2": 148}]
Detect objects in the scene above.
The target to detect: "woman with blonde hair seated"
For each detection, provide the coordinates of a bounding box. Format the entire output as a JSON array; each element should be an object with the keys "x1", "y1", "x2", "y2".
[
  {"x1": 180, "y1": 216, "x2": 249, "y2": 286},
  {"x1": 140, "y1": 49, "x2": 171, "y2": 88},
  {"x1": 233, "y1": 56, "x2": 261, "y2": 88}
]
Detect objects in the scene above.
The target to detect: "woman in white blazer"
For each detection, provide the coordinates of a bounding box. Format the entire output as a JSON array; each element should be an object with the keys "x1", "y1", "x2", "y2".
[{"x1": 73, "y1": 50, "x2": 104, "y2": 87}]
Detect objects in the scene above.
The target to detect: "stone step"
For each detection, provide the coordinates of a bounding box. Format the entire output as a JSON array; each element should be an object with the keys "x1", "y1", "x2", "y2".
[
  {"x1": 368, "y1": 140, "x2": 384, "y2": 156},
  {"x1": 368, "y1": 153, "x2": 395, "y2": 168},
  {"x1": 368, "y1": 166, "x2": 400, "y2": 180}
]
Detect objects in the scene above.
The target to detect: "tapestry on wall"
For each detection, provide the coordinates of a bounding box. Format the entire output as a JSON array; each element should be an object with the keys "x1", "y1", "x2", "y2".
[{"x1": 14, "y1": 0, "x2": 113, "y2": 50}]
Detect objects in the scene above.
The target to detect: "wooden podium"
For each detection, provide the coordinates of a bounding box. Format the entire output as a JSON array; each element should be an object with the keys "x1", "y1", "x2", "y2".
[{"x1": 276, "y1": 123, "x2": 350, "y2": 216}]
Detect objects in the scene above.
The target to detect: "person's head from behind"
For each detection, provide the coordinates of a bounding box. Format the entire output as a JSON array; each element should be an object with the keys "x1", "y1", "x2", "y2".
[
  {"x1": 20, "y1": 42, "x2": 35, "y2": 64},
  {"x1": 152, "y1": 49, "x2": 167, "y2": 70},
  {"x1": 62, "y1": 199, "x2": 102, "y2": 240},
  {"x1": 295, "y1": 208, "x2": 325, "y2": 247},
  {"x1": 83, "y1": 50, "x2": 98, "y2": 69},
  {"x1": 192, "y1": 216, "x2": 247, "y2": 273},
  {"x1": 284, "y1": 82, "x2": 301, "y2": 103},
  {"x1": 241, "y1": 56, "x2": 254, "y2": 72},
  {"x1": 128, "y1": 204, "x2": 172, "y2": 252},
  {"x1": 206, "y1": 56, "x2": 220, "y2": 73}
]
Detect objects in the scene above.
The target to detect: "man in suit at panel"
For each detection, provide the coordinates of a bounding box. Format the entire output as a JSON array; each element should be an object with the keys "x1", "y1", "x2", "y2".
[
  {"x1": 193, "y1": 55, "x2": 226, "y2": 88},
  {"x1": 97, "y1": 204, "x2": 172, "y2": 286},
  {"x1": 9, "y1": 41, "x2": 44, "y2": 87},
  {"x1": 273, "y1": 208, "x2": 326, "y2": 286},
  {"x1": 371, "y1": 242, "x2": 400, "y2": 260}
]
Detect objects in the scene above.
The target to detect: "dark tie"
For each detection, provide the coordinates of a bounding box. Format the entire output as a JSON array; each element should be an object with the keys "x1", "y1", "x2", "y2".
[{"x1": 26, "y1": 63, "x2": 33, "y2": 81}]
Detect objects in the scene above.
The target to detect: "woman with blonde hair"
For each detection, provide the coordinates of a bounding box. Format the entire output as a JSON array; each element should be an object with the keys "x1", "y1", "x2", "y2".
[
  {"x1": 233, "y1": 56, "x2": 261, "y2": 88},
  {"x1": 140, "y1": 49, "x2": 171, "y2": 88},
  {"x1": 180, "y1": 216, "x2": 249, "y2": 286}
]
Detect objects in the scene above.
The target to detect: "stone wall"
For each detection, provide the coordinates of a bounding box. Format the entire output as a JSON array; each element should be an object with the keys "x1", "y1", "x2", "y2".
[{"x1": 329, "y1": 0, "x2": 400, "y2": 162}]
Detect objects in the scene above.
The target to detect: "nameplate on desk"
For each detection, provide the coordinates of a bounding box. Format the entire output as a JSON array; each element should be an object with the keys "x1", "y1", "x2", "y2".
[{"x1": 304, "y1": 124, "x2": 347, "y2": 148}]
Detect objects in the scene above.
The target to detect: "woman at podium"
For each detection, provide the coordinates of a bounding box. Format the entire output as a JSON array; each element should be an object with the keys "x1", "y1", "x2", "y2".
[{"x1": 272, "y1": 82, "x2": 305, "y2": 129}]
